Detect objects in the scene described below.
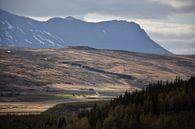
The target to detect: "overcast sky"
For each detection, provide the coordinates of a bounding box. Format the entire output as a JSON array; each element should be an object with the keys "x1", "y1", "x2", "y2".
[{"x1": 0, "y1": 0, "x2": 195, "y2": 54}]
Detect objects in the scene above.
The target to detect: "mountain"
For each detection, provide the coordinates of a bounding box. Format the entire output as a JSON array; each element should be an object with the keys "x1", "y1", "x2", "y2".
[{"x1": 0, "y1": 9, "x2": 171, "y2": 55}]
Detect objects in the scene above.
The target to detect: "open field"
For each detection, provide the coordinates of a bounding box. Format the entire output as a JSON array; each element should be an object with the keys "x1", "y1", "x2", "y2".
[{"x1": 0, "y1": 46, "x2": 195, "y2": 113}]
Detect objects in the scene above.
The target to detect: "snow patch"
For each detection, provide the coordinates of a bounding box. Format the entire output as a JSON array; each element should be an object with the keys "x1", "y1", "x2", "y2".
[
  {"x1": 33, "y1": 35, "x2": 45, "y2": 45},
  {"x1": 16, "y1": 26, "x2": 25, "y2": 34},
  {"x1": 25, "y1": 39, "x2": 32, "y2": 44},
  {"x1": 102, "y1": 29, "x2": 107, "y2": 34},
  {"x1": 5, "y1": 31, "x2": 13, "y2": 40},
  {"x1": 43, "y1": 31, "x2": 64, "y2": 44},
  {"x1": 43, "y1": 31, "x2": 56, "y2": 39},
  {"x1": 55, "y1": 36, "x2": 65, "y2": 43},
  {"x1": 4, "y1": 20, "x2": 14, "y2": 29},
  {"x1": 30, "y1": 30, "x2": 64, "y2": 45},
  {"x1": 27, "y1": 21, "x2": 32, "y2": 25},
  {"x1": 43, "y1": 31, "x2": 51, "y2": 35},
  {"x1": 1, "y1": 21, "x2": 5, "y2": 25},
  {"x1": 36, "y1": 34, "x2": 55, "y2": 46},
  {"x1": 33, "y1": 30, "x2": 43, "y2": 33},
  {"x1": 56, "y1": 44, "x2": 63, "y2": 47},
  {"x1": 45, "y1": 39, "x2": 55, "y2": 45},
  {"x1": 32, "y1": 30, "x2": 47, "y2": 35}
]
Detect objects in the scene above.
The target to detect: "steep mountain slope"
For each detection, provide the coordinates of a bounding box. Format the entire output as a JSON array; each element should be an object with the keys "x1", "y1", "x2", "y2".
[{"x1": 0, "y1": 9, "x2": 171, "y2": 55}]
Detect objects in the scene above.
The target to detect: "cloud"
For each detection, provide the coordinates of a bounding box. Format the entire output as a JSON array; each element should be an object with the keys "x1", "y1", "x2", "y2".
[
  {"x1": 0, "y1": 0, "x2": 194, "y2": 19},
  {"x1": 148, "y1": 0, "x2": 195, "y2": 9},
  {"x1": 159, "y1": 40, "x2": 195, "y2": 54},
  {"x1": 131, "y1": 19, "x2": 195, "y2": 54},
  {"x1": 173, "y1": 48, "x2": 195, "y2": 55},
  {"x1": 134, "y1": 19, "x2": 195, "y2": 40}
]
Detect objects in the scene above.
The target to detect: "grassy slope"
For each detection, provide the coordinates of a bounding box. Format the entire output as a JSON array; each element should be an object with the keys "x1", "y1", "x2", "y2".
[{"x1": 0, "y1": 47, "x2": 195, "y2": 113}]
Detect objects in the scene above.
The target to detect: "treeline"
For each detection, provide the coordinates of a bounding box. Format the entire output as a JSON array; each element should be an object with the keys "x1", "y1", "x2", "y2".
[{"x1": 0, "y1": 77, "x2": 195, "y2": 129}]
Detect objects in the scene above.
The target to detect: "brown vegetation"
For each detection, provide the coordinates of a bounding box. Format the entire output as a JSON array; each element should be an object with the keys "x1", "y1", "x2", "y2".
[{"x1": 0, "y1": 47, "x2": 195, "y2": 113}]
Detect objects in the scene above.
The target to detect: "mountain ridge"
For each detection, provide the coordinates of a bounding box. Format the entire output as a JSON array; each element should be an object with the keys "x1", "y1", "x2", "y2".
[{"x1": 0, "y1": 9, "x2": 172, "y2": 55}]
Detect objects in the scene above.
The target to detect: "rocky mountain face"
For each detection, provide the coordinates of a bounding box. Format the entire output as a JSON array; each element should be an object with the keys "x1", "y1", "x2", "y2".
[{"x1": 0, "y1": 9, "x2": 171, "y2": 55}]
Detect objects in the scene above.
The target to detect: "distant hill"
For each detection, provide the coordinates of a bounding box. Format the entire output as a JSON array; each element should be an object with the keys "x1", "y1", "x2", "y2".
[{"x1": 0, "y1": 9, "x2": 171, "y2": 55}]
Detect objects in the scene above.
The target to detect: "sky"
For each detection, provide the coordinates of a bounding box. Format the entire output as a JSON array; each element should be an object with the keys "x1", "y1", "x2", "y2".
[{"x1": 0, "y1": 0, "x2": 195, "y2": 54}]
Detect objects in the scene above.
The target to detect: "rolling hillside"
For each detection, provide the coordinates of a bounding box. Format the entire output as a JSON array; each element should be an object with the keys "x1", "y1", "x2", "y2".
[{"x1": 0, "y1": 46, "x2": 194, "y2": 105}]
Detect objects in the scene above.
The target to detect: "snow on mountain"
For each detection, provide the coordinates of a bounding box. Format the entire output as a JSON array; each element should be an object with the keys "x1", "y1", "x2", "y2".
[{"x1": 0, "y1": 9, "x2": 172, "y2": 55}]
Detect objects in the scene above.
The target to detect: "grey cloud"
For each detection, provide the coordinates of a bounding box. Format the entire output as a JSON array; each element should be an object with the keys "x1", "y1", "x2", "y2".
[
  {"x1": 168, "y1": 0, "x2": 195, "y2": 14},
  {"x1": 148, "y1": 30, "x2": 195, "y2": 54},
  {"x1": 0, "y1": 0, "x2": 194, "y2": 19},
  {"x1": 158, "y1": 40, "x2": 195, "y2": 54},
  {"x1": 149, "y1": 31, "x2": 195, "y2": 41}
]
